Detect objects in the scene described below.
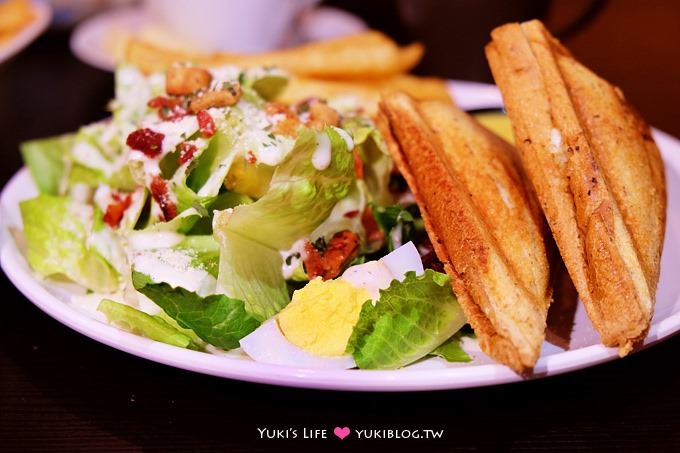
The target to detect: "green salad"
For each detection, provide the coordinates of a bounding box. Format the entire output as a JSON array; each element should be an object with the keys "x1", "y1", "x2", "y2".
[{"x1": 18, "y1": 63, "x2": 471, "y2": 369}]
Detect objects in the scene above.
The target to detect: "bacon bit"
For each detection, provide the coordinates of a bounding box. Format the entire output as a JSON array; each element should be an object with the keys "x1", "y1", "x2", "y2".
[
  {"x1": 150, "y1": 175, "x2": 177, "y2": 221},
  {"x1": 421, "y1": 250, "x2": 445, "y2": 272},
  {"x1": 420, "y1": 237, "x2": 445, "y2": 272},
  {"x1": 178, "y1": 142, "x2": 197, "y2": 165},
  {"x1": 126, "y1": 128, "x2": 164, "y2": 157},
  {"x1": 353, "y1": 149, "x2": 364, "y2": 179},
  {"x1": 344, "y1": 210, "x2": 360, "y2": 219},
  {"x1": 304, "y1": 231, "x2": 360, "y2": 280},
  {"x1": 189, "y1": 84, "x2": 243, "y2": 111},
  {"x1": 166, "y1": 65, "x2": 212, "y2": 96},
  {"x1": 197, "y1": 110, "x2": 216, "y2": 138},
  {"x1": 307, "y1": 100, "x2": 340, "y2": 129},
  {"x1": 245, "y1": 150, "x2": 257, "y2": 164},
  {"x1": 266, "y1": 102, "x2": 300, "y2": 137},
  {"x1": 103, "y1": 192, "x2": 132, "y2": 228},
  {"x1": 148, "y1": 96, "x2": 191, "y2": 121},
  {"x1": 361, "y1": 207, "x2": 384, "y2": 246}
]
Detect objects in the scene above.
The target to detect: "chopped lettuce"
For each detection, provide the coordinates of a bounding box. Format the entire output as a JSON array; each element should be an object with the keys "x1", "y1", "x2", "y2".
[
  {"x1": 187, "y1": 130, "x2": 238, "y2": 196},
  {"x1": 342, "y1": 117, "x2": 393, "y2": 205},
  {"x1": 220, "y1": 127, "x2": 354, "y2": 250},
  {"x1": 132, "y1": 271, "x2": 260, "y2": 349},
  {"x1": 20, "y1": 195, "x2": 119, "y2": 292},
  {"x1": 175, "y1": 235, "x2": 220, "y2": 278},
  {"x1": 212, "y1": 224, "x2": 289, "y2": 321},
  {"x1": 372, "y1": 203, "x2": 424, "y2": 252},
  {"x1": 130, "y1": 235, "x2": 217, "y2": 297},
  {"x1": 97, "y1": 299, "x2": 195, "y2": 349},
  {"x1": 20, "y1": 134, "x2": 73, "y2": 195},
  {"x1": 346, "y1": 270, "x2": 466, "y2": 369},
  {"x1": 213, "y1": 126, "x2": 354, "y2": 319},
  {"x1": 429, "y1": 333, "x2": 472, "y2": 363}
]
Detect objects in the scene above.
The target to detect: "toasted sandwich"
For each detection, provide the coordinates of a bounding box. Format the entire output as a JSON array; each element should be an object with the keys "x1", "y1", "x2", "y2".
[
  {"x1": 486, "y1": 20, "x2": 666, "y2": 355},
  {"x1": 378, "y1": 93, "x2": 553, "y2": 372}
]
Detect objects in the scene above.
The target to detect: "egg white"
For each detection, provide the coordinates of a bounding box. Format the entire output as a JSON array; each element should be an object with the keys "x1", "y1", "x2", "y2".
[{"x1": 239, "y1": 319, "x2": 357, "y2": 369}]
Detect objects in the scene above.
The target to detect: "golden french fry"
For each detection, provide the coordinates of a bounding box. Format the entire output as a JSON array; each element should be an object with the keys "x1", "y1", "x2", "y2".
[
  {"x1": 278, "y1": 75, "x2": 452, "y2": 114},
  {"x1": 0, "y1": 0, "x2": 34, "y2": 42},
  {"x1": 123, "y1": 31, "x2": 424, "y2": 79}
]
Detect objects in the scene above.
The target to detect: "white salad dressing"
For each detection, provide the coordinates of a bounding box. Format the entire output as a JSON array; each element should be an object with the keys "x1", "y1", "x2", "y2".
[
  {"x1": 331, "y1": 125, "x2": 354, "y2": 151},
  {"x1": 128, "y1": 231, "x2": 185, "y2": 250},
  {"x1": 280, "y1": 238, "x2": 308, "y2": 279},
  {"x1": 341, "y1": 260, "x2": 394, "y2": 301},
  {"x1": 312, "y1": 132, "x2": 332, "y2": 170},
  {"x1": 72, "y1": 140, "x2": 114, "y2": 177},
  {"x1": 146, "y1": 115, "x2": 199, "y2": 154},
  {"x1": 132, "y1": 249, "x2": 216, "y2": 297}
]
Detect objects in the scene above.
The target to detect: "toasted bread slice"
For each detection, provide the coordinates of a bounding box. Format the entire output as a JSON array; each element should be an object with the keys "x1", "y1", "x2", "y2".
[
  {"x1": 378, "y1": 93, "x2": 553, "y2": 372},
  {"x1": 486, "y1": 20, "x2": 666, "y2": 355}
]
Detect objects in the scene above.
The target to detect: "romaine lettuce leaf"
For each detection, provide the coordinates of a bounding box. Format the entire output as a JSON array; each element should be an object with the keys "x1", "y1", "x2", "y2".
[
  {"x1": 175, "y1": 235, "x2": 220, "y2": 278},
  {"x1": 342, "y1": 117, "x2": 393, "y2": 205},
  {"x1": 221, "y1": 127, "x2": 354, "y2": 250},
  {"x1": 213, "y1": 127, "x2": 354, "y2": 319},
  {"x1": 212, "y1": 224, "x2": 289, "y2": 321},
  {"x1": 429, "y1": 333, "x2": 472, "y2": 363},
  {"x1": 20, "y1": 134, "x2": 73, "y2": 195},
  {"x1": 97, "y1": 299, "x2": 195, "y2": 349},
  {"x1": 187, "y1": 130, "x2": 237, "y2": 196},
  {"x1": 132, "y1": 271, "x2": 260, "y2": 349},
  {"x1": 20, "y1": 195, "x2": 119, "y2": 292},
  {"x1": 346, "y1": 270, "x2": 466, "y2": 369}
]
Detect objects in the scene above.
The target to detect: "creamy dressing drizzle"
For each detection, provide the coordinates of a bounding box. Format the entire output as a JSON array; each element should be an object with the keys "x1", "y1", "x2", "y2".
[{"x1": 312, "y1": 132, "x2": 332, "y2": 170}]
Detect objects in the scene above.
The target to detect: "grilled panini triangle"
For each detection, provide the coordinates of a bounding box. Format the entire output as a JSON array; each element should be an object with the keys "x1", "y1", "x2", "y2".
[
  {"x1": 378, "y1": 93, "x2": 553, "y2": 373},
  {"x1": 486, "y1": 20, "x2": 666, "y2": 355}
]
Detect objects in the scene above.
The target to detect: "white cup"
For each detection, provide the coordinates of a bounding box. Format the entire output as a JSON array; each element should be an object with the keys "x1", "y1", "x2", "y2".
[{"x1": 144, "y1": 0, "x2": 320, "y2": 53}]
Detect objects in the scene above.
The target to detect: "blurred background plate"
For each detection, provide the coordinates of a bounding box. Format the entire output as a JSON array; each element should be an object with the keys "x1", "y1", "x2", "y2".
[{"x1": 0, "y1": 0, "x2": 52, "y2": 64}]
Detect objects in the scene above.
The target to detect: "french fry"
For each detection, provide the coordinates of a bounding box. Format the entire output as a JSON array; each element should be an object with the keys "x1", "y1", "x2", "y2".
[
  {"x1": 279, "y1": 75, "x2": 452, "y2": 114},
  {"x1": 124, "y1": 31, "x2": 423, "y2": 79},
  {"x1": 0, "y1": 0, "x2": 34, "y2": 42}
]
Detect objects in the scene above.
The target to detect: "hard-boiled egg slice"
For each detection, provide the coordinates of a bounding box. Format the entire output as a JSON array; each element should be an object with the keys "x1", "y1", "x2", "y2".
[
  {"x1": 239, "y1": 319, "x2": 357, "y2": 370},
  {"x1": 239, "y1": 241, "x2": 425, "y2": 369},
  {"x1": 341, "y1": 241, "x2": 423, "y2": 299}
]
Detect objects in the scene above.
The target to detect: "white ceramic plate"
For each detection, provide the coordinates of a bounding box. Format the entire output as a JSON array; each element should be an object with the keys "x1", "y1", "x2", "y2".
[
  {"x1": 0, "y1": 0, "x2": 51, "y2": 64},
  {"x1": 2, "y1": 82, "x2": 679, "y2": 391}
]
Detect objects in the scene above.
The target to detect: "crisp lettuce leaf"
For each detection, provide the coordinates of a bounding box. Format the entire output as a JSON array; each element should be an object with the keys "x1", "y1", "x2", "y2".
[
  {"x1": 154, "y1": 309, "x2": 206, "y2": 348},
  {"x1": 187, "y1": 130, "x2": 237, "y2": 196},
  {"x1": 132, "y1": 271, "x2": 260, "y2": 349},
  {"x1": 221, "y1": 127, "x2": 354, "y2": 250},
  {"x1": 97, "y1": 299, "x2": 195, "y2": 349},
  {"x1": 429, "y1": 333, "x2": 472, "y2": 363},
  {"x1": 250, "y1": 75, "x2": 288, "y2": 101},
  {"x1": 20, "y1": 134, "x2": 73, "y2": 195},
  {"x1": 20, "y1": 195, "x2": 119, "y2": 292},
  {"x1": 213, "y1": 127, "x2": 354, "y2": 319},
  {"x1": 130, "y1": 235, "x2": 217, "y2": 297},
  {"x1": 239, "y1": 67, "x2": 288, "y2": 101},
  {"x1": 212, "y1": 224, "x2": 289, "y2": 321},
  {"x1": 342, "y1": 117, "x2": 393, "y2": 205},
  {"x1": 346, "y1": 270, "x2": 466, "y2": 369},
  {"x1": 372, "y1": 203, "x2": 424, "y2": 252},
  {"x1": 175, "y1": 235, "x2": 220, "y2": 278}
]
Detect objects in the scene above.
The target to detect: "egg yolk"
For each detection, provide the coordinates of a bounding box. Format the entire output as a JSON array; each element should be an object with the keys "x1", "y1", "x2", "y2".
[{"x1": 277, "y1": 277, "x2": 371, "y2": 357}]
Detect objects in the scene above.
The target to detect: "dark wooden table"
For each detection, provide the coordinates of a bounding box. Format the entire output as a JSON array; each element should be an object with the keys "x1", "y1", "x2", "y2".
[{"x1": 2, "y1": 5, "x2": 680, "y2": 451}]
